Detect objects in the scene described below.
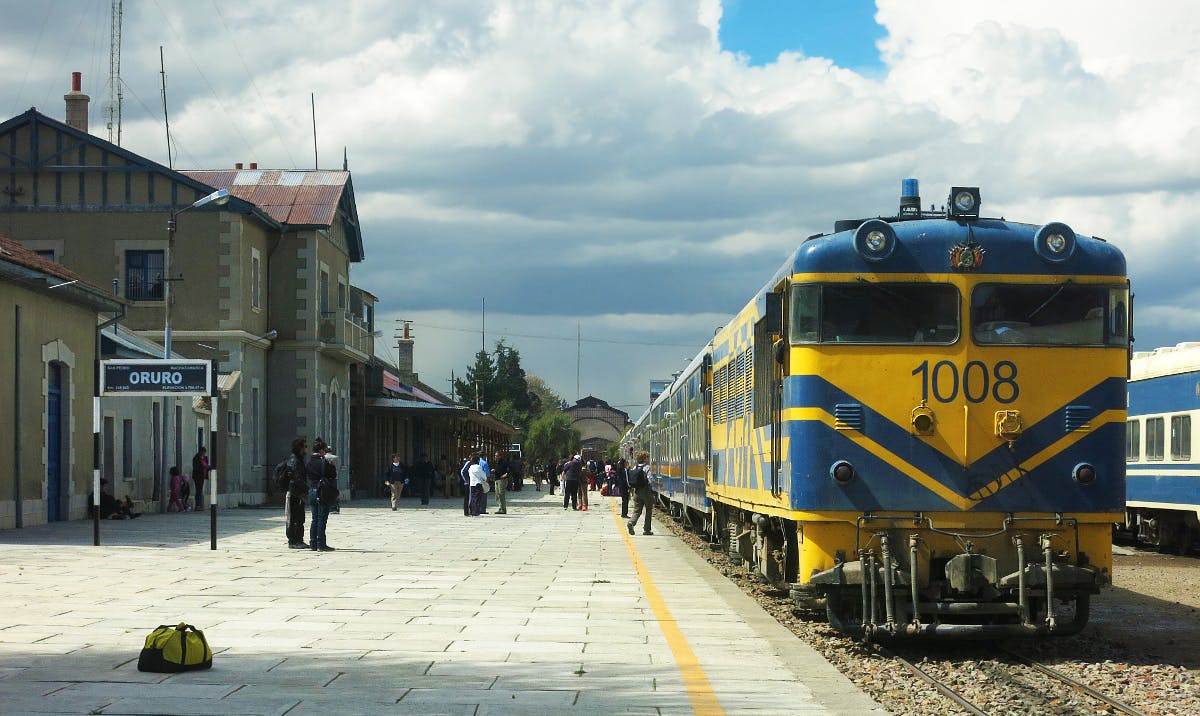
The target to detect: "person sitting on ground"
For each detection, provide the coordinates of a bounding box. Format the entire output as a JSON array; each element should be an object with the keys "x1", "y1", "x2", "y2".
[
  {"x1": 88, "y1": 479, "x2": 127, "y2": 519},
  {"x1": 118, "y1": 496, "x2": 142, "y2": 519}
]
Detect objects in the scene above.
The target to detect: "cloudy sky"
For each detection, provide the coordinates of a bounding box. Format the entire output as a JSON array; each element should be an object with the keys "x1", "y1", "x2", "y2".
[{"x1": 2, "y1": 0, "x2": 1198, "y2": 416}]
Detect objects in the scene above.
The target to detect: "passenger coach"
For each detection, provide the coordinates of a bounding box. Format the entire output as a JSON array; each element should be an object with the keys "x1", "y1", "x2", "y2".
[{"x1": 625, "y1": 180, "x2": 1129, "y2": 638}]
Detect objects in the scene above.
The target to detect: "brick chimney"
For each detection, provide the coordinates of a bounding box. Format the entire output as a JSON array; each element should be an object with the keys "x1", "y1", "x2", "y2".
[
  {"x1": 64, "y1": 72, "x2": 89, "y2": 133},
  {"x1": 396, "y1": 321, "x2": 417, "y2": 383}
]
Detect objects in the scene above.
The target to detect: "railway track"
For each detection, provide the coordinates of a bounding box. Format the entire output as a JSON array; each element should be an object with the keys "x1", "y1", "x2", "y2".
[{"x1": 888, "y1": 645, "x2": 1149, "y2": 716}]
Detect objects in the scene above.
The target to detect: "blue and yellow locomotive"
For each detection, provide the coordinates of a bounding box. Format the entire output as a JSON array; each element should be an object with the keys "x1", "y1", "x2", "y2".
[{"x1": 624, "y1": 180, "x2": 1128, "y2": 638}]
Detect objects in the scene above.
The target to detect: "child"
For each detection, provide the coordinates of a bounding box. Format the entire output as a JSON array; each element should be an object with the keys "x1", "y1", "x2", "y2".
[{"x1": 168, "y1": 466, "x2": 186, "y2": 512}]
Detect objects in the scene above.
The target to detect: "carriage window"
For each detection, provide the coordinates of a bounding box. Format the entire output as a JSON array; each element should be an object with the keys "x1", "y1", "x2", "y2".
[
  {"x1": 972, "y1": 284, "x2": 1128, "y2": 346},
  {"x1": 1126, "y1": 420, "x2": 1140, "y2": 462},
  {"x1": 1146, "y1": 417, "x2": 1165, "y2": 461},
  {"x1": 789, "y1": 283, "x2": 959, "y2": 344},
  {"x1": 1171, "y1": 414, "x2": 1191, "y2": 460}
]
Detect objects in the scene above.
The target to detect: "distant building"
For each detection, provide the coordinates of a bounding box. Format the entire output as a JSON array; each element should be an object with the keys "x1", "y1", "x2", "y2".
[
  {"x1": 564, "y1": 396, "x2": 631, "y2": 455},
  {"x1": 649, "y1": 379, "x2": 671, "y2": 403}
]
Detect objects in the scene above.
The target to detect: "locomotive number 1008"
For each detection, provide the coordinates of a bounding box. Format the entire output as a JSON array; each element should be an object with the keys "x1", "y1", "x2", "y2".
[{"x1": 911, "y1": 360, "x2": 1019, "y2": 404}]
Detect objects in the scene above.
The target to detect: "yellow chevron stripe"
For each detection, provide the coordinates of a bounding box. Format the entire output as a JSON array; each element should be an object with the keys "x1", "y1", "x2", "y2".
[
  {"x1": 968, "y1": 409, "x2": 1125, "y2": 500},
  {"x1": 782, "y1": 407, "x2": 975, "y2": 509},
  {"x1": 781, "y1": 407, "x2": 1126, "y2": 510}
]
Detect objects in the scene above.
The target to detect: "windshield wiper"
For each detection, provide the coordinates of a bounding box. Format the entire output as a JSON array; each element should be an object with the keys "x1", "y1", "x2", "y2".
[{"x1": 1026, "y1": 279, "x2": 1074, "y2": 321}]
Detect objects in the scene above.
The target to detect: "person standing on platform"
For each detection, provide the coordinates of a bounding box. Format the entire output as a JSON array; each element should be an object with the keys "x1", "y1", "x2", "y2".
[
  {"x1": 284, "y1": 438, "x2": 308, "y2": 549},
  {"x1": 411, "y1": 453, "x2": 434, "y2": 506},
  {"x1": 626, "y1": 450, "x2": 653, "y2": 535},
  {"x1": 491, "y1": 449, "x2": 510, "y2": 515},
  {"x1": 614, "y1": 458, "x2": 631, "y2": 519},
  {"x1": 168, "y1": 467, "x2": 186, "y2": 512},
  {"x1": 562, "y1": 455, "x2": 582, "y2": 510},
  {"x1": 306, "y1": 438, "x2": 335, "y2": 551},
  {"x1": 460, "y1": 455, "x2": 473, "y2": 516},
  {"x1": 191, "y1": 447, "x2": 211, "y2": 511},
  {"x1": 383, "y1": 454, "x2": 406, "y2": 510},
  {"x1": 467, "y1": 454, "x2": 488, "y2": 516},
  {"x1": 478, "y1": 452, "x2": 491, "y2": 514}
]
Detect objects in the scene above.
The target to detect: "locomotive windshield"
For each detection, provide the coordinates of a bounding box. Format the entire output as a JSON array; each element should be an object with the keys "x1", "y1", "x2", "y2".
[
  {"x1": 789, "y1": 283, "x2": 959, "y2": 344},
  {"x1": 972, "y1": 283, "x2": 1128, "y2": 346}
]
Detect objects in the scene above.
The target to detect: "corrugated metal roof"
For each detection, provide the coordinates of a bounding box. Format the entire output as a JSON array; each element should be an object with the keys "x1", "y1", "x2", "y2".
[{"x1": 182, "y1": 169, "x2": 351, "y2": 228}]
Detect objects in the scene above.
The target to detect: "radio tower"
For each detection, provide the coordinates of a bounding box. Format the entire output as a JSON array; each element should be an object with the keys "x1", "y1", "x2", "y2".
[{"x1": 106, "y1": 0, "x2": 124, "y2": 144}]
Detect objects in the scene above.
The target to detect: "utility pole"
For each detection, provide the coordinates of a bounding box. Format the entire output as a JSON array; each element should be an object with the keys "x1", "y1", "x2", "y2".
[
  {"x1": 447, "y1": 370, "x2": 456, "y2": 402},
  {"x1": 481, "y1": 297, "x2": 486, "y2": 353},
  {"x1": 576, "y1": 322, "x2": 581, "y2": 400},
  {"x1": 106, "y1": 0, "x2": 123, "y2": 145}
]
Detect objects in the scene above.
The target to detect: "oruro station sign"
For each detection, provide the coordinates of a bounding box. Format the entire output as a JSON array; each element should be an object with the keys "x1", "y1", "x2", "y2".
[{"x1": 99, "y1": 359, "x2": 215, "y2": 397}]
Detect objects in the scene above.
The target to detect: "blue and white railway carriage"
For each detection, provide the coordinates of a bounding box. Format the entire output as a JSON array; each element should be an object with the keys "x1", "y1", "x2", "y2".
[{"x1": 1126, "y1": 343, "x2": 1200, "y2": 551}]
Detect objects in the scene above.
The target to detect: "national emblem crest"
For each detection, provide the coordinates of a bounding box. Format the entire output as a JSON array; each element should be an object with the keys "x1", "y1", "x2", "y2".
[{"x1": 949, "y1": 241, "x2": 985, "y2": 271}]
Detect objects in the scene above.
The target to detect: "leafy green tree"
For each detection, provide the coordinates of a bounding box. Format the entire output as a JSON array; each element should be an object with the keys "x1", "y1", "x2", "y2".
[
  {"x1": 526, "y1": 411, "x2": 580, "y2": 463},
  {"x1": 454, "y1": 349, "x2": 495, "y2": 411},
  {"x1": 526, "y1": 374, "x2": 565, "y2": 416}
]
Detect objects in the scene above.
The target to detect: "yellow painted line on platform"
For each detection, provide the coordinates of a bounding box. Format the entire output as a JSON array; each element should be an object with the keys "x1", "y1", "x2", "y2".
[{"x1": 612, "y1": 501, "x2": 725, "y2": 716}]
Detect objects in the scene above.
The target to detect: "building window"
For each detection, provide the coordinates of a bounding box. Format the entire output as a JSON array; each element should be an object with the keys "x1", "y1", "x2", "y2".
[
  {"x1": 251, "y1": 388, "x2": 259, "y2": 465},
  {"x1": 320, "y1": 270, "x2": 330, "y2": 314},
  {"x1": 251, "y1": 253, "x2": 262, "y2": 309},
  {"x1": 1146, "y1": 417, "x2": 1165, "y2": 461},
  {"x1": 1171, "y1": 414, "x2": 1191, "y2": 460},
  {"x1": 36, "y1": 249, "x2": 56, "y2": 261},
  {"x1": 1126, "y1": 420, "x2": 1140, "y2": 462},
  {"x1": 226, "y1": 411, "x2": 241, "y2": 436},
  {"x1": 122, "y1": 419, "x2": 133, "y2": 478},
  {"x1": 338, "y1": 280, "x2": 346, "y2": 311},
  {"x1": 126, "y1": 250, "x2": 164, "y2": 301}
]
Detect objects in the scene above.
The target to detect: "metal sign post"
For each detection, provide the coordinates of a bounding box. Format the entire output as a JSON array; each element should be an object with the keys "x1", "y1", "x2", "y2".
[{"x1": 95, "y1": 358, "x2": 216, "y2": 547}]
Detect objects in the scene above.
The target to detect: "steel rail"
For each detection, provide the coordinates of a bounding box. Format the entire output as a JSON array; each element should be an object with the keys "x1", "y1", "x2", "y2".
[
  {"x1": 1001, "y1": 648, "x2": 1149, "y2": 716},
  {"x1": 886, "y1": 650, "x2": 989, "y2": 716}
]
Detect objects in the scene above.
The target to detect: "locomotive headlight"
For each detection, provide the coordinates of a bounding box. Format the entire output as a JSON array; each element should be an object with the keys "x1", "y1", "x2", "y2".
[
  {"x1": 853, "y1": 219, "x2": 896, "y2": 262},
  {"x1": 1033, "y1": 222, "x2": 1077, "y2": 263},
  {"x1": 829, "y1": 460, "x2": 856, "y2": 484},
  {"x1": 948, "y1": 186, "x2": 981, "y2": 218},
  {"x1": 1073, "y1": 462, "x2": 1097, "y2": 485},
  {"x1": 865, "y1": 230, "x2": 887, "y2": 252}
]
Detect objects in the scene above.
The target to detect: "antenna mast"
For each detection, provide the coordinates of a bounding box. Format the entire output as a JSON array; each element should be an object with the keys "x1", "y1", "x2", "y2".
[
  {"x1": 159, "y1": 47, "x2": 171, "y2": 168},
  {"x1": 106, "y1": 0, "x2": 124, "y2": 144}
]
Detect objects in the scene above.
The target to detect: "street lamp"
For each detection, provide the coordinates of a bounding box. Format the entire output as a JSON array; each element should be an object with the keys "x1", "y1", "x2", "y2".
[{"x1": 164, "y1": 188, "x2": 230, "y2": 357}]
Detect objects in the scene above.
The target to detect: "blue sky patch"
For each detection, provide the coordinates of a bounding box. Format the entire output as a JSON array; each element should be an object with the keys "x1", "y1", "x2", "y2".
[{"x1": 719, "y1": 0, "x2": 886, "y2": 73}]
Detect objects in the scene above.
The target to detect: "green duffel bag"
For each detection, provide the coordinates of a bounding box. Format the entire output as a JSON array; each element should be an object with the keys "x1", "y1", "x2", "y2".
[{"x1": 137, "y1": 622, "x2": 213, "y2": 672}]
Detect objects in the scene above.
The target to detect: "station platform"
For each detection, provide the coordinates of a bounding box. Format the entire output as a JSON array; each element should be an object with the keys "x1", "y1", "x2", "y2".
[{"x1": 0, "y1": 488, "x2": 885, "y2": 715}]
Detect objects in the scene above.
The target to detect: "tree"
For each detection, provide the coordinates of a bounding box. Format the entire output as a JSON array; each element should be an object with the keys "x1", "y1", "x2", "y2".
[
  {"x1": 453, "y1": 349, "x2": 495, "y2": 412},
  {"x1": 526, "y1": 374, "x2": 565, "y2": 416},
  {"x1": 526, "y1": 411, "x2": 580, "y2": 464}
]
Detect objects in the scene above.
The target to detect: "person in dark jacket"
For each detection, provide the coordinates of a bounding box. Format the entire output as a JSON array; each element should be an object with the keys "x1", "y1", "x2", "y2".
[
  {"x1": 614, "y1": 457, "x2": 631, "y2": 518},
  {"x1": 305, "y1": 438, "x2": 336, "y2": 551},
  {"x1": 411, "y1": 453, "x2": 435, "y2": 506},
  {"x1": 562, "y1": 455, "x2": 582, "y2": 510},
  {"x1": 284, "y1": 437, "x2": 309, "y2": 549},
  {"x1": 383, "y1": 454, "x2": 406, "y2": 510},
  {"x1": 626, "y1": 451, "x2": 653, "y2": 535},
  {"x1": 191, "y1": 447, "x2": 211, "y2": 510}
]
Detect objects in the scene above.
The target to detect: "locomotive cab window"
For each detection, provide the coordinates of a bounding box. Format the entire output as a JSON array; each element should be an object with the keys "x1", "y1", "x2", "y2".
[
  {"x1": 789, "y1": 283, "x2": 959, "y2": 344},
  {"x1": 972, "y1": 283, "x2": 1129, "y2": 346}
]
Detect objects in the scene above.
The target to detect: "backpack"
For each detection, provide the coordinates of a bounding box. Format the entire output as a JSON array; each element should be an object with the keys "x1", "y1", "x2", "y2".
[
  {"x1": 137, "y1": 623, "x2": 213, "y2": 672},
  {"x1": 318, "y1": 459, "x2": 339, "y2": 504},
  {"x1": 631, "y1": 465, "x2": 649, "y2": 490},
  {"x1": 274, "y1": 457, "x2": 295, "y2": 491}
]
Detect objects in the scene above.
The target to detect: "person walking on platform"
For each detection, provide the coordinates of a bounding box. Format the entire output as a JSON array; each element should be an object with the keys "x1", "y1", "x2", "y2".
[
  {"x1": 578, "y1": 460, "x2": 590, "y2": 511},
  {"x1": 383, "y1": 454, "x2": 406, "y2": 510},
  {"x1": 491, "y1": 450, "x2": 510, "y2": 515},
  {"x1": 283, "y1": 438, "x2": 308, "y2": 549},
  {"x1": 626, "y1": 451, "x2": 653, "y2": 535},
  {"x1": 614, "y1": 457, "x2": 631, "y2": 519},
  {"x1": 467, "y1": 454, "x2": 488, "y2": 516},
  {"x1": 562, "y1": 455, "x2": 582, "y2": 510}
]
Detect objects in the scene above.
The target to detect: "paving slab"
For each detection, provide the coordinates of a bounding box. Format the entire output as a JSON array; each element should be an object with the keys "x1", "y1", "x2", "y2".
[{"x1": 0, "y1": 490, "x2": 885, "y2": 714}]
